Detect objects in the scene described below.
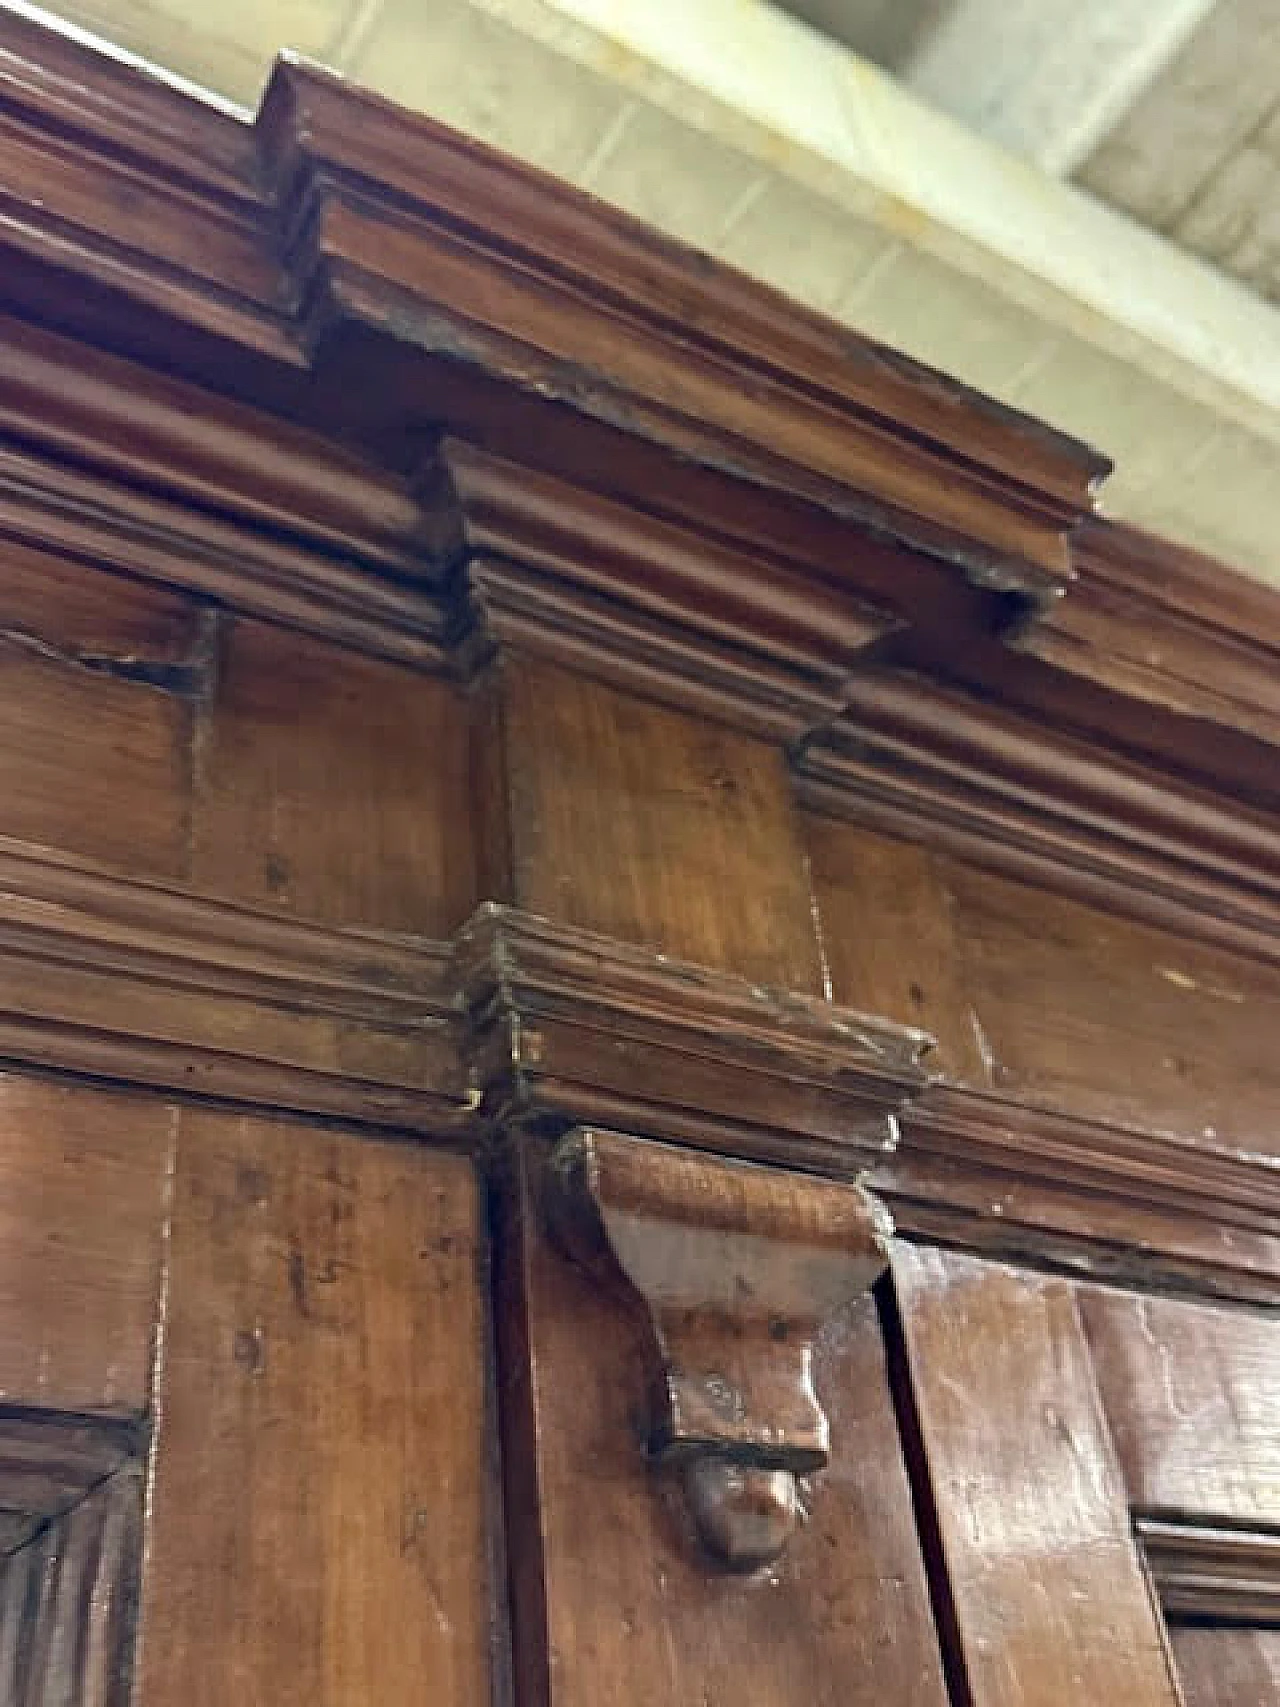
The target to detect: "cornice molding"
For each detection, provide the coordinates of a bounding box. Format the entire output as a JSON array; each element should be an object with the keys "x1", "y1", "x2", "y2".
[
  {"x1": 452, "y1": 902, "x2": 930, "y2": 1175},
  {"x1": 0, "y1": 319, "x2": 446, "y2": 667},
  {"x1": 0, "y1": 836, "x2": 465, "y2": 1132},
  {"x1": 0, "y1": 14, "x2": 1278, "y2": 796},
  {"x1": 797, "y1": 669, "x2": 1280, "y2": 972},
  {"x1": 1018, "y1": 518, "x2": 1280, "y2": 750},
  {"x1": 0, "y1": 12, "x2": 1104, "y2": 602},
  {"x1": 0, "y1": 844, "x2": 1274, "y2": 1303},
  {"x1": 433, "y1": 438, "x2": 899, "y2": 739},
  {"x1": 262, "y1": 61, "x2": 1102, "y2": 601},
  {"x1": 884, "y1": 1084, "x2": 1280, "y2": 1307},
  {"x1": 0, "y1": 11, "x2": 284, "y2": 364}
]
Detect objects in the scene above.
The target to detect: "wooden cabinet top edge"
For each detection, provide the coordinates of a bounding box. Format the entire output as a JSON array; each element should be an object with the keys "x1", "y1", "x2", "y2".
[
  {"x1": 1, "y1": 14, "x2": 1279, "y2": 780},
  {"x1": 0, "y1": 10, "x2": 1102, "y2": 596},
  {"x1": 797, "y1": 676, "x2": 1280, "y2": 972},
  {"x1": 1019, "y1": 516, "x2": 1280, "y2": 747}
]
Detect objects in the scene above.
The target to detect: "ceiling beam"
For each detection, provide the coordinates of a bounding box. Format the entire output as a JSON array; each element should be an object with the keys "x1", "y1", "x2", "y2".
[{"x1": 901, "y1": 0, "x2": 1223, "y2": 175}]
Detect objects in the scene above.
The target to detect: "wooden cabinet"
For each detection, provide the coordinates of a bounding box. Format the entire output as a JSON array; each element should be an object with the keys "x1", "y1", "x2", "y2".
[{"x1": 0, "y1": 12, "x2": 1275, "y2": 1704}]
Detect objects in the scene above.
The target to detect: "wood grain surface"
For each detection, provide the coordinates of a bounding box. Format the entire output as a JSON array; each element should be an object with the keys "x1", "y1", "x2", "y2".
[
  {"x1": 500, "y1": 655, "x2": 824, "y2": 990},
  {"x1": 132, "y1": 1111, "x2": 490, "y2": 1707},
  {"x1": 891, "y1": 1245, "x2": 1183, "y2": 1707},
  {"x1": 1172, "y1": 1627, "x2": 1280, "y2": 1706},
  {"x1": 497, "y1": 1137, "x2": 949, "y2": 1707},
  {"x1": 1081, "y1": 1287, "x2": 1280, "y2": 1525},
  {"x1": 0, "y1": 1075, "x2": 172, "y2": 1414}
]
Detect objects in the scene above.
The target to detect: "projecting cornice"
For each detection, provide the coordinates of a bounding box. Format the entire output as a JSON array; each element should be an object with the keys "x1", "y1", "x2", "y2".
[
  {"x1": 0, "y1": 840, "x2": 1273, "y2": 1305},
  {"x1": 0, "y1": 11, "x2": 1278, "y2": 779},
  {"x1": 0, "y1": 10, "x2": 1102, "y2": 602}
]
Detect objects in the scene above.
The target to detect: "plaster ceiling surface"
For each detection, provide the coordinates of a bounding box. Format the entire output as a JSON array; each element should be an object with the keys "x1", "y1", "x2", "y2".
[
  {"x1": 784, "y1": 0, "x2": 1280, "y2": 303},
  {"x1": 11, "y1": 0, "x2": 1280, "y2": 593}
]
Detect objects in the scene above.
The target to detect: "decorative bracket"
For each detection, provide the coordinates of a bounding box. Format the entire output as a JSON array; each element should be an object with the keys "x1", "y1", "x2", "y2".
[{"x1": 549, "y1": 1127, "x2": 892, "y2": 1572}]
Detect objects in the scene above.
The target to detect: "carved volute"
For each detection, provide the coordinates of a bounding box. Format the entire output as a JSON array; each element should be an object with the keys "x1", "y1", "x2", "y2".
[{"x1": 548, "y1": 1127, "x2": 893, "y2": 1571}]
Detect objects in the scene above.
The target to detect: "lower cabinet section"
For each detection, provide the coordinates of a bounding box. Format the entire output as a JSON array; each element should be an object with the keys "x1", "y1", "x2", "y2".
[
  {"x1": 132, "y1": 1108, "x2": 490, "y2": 1707},
  {"x1": 0, "y1": 1458, "x2": 140, "y2": 1707},
  {"x1": 4, "y1": 1072, "x2": 1278, "y2": 1707},
  {"x1": 0, "y1": 1076, "x2": 491, "y2": 1707},
  {"x1": 892, "y1": 1247, "x2": 1280, "y2": 1707}
]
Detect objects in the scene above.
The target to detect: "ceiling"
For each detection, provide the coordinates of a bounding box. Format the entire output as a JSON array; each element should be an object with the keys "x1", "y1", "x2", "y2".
[
  {"x1": 783, "y1": 0, "x2": 1280, "y2": 304},
  {"x1": 10, "y1": 0, "x2": 1280, "y2": 591},
  {"x1": 37, "y1": 0, "x2": 1278, "y2": 308}
]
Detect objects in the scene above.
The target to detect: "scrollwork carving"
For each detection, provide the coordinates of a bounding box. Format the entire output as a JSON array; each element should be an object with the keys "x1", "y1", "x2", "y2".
[{"x1": 548, "y1": 1127, "x2": 892, "y2": 1571}]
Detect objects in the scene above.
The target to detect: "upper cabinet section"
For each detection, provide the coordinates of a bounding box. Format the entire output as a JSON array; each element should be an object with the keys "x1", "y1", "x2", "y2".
[{"x1": 0, "y1": 5, "x2": 1273, "y2": 809}]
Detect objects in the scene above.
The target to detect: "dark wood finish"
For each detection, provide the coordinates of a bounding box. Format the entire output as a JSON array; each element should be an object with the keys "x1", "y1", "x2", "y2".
[
  {"x1": 1024, "y1": 517, "x2": 1280, "y2": 749},
  {"x1": 0, "y1": 834, "x2": 465, "y2": 1133},
  {"x1": 891, "y1": 1246, "x2": 1183, "y2": 1707},
  {"x1": 438, "y1": 438, "x2": 897, "y2": 739},
  {"x1": 496, "y1": 1133, "x2": 950, "y2": 1707},
  {"x1": 0, "y1": 319, "x2": 442, "y2": 665},
  {"x1": 133, "y1": 1111, "x2": 490, "y2": 1707},
  {"x1": 943, "y1": 863, "x2": 1280, "y2": 1153},
  {"x1": 547, "y1": 1127, "x2": 890, "y2": 1569},
  {"x1": 0, "y1": 552, "x2": 190, "y2": 877},
  {"x1": 798, "y1": 668, "x2": 1280, "y2": 972},
  {"x1": 809, "y1": 814, "x2": 1280, "y2": 1299},
  {"x1": 805, "y1": 816, "x2": 988, "y2": 1081},
  {"x1": 260, "y1": 64, "x2": 1104, "y2": 592},
  {"x1": 455, "y1": 902, "x2": 930, "y2": 1174},
  {"x1": 1077, "y1": 1290, "x2": 1280, "y2": 1701},
  {"x1": 0, "y1": 16, "x2": 1278, "y2": 1706},
  {"x1": 886, "y1": 1084, "x2": 1280, "y2": 1304}
]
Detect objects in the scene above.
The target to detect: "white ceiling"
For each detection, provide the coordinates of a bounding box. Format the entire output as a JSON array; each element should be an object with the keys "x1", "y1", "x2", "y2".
[{"x1": 784, "y1": 0, "x2": 1280, "y2": 303}]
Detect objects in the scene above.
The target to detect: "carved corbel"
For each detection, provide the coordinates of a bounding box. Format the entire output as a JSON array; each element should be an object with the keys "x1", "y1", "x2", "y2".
[{"x1": 549, "y1": 1127, "x2": 892, "y2": 1572}]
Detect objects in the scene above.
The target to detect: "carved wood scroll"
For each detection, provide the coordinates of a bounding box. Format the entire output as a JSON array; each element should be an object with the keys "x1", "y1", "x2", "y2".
[{"x1": 548, "y1": 1127, "x2": 892, "y2": 1571}]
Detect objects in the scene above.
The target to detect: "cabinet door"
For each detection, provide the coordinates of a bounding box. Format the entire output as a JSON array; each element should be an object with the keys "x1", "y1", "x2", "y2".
[
  {"x1": 0, "y1": 1077, "x2": 490, "y2": 1707},
  {"x1": 892, "y1": 1247, "x2": 1280, "y2": 1707},
  {"x1": 1082, "y1": 1287, "x2": 1280, "y2": 1707}
]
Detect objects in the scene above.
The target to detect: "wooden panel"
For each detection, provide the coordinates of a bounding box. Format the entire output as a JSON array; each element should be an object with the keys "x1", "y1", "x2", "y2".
[
  {"x1": 1080, "y1": 1288, "x2": 1280, "y2": 1525},
  {"x1": 947, "y1": 861, "x2": 1280, "y2": 1152},
  {"x1": 1172, "y1": 1627, "x2": 1280, "y2": 1706},
  {"x1": 191, "y1": 618, "x2": 474, "y2": 932},
  {"x1": 891, "y1": 1245, "x2": 1182, "y2": 1707},
  {"x1": 0, "y1": 541, "x2": 191, "y2": 876},
  {"x1": 497, "y1": 1139, "x2": 949, "y2": 1707},
  {"x1": 0, "y1": 537, "x2": 199, "y2": 662},
  {"x1": 804, "y1": 813, "x2": 1280, "y2": 1152},
  {"x1": 501, "y1": 655, "x2": 823, "y2": 990},
  {"x1": 133, "y1": 1110, "x2": 488, "y2": 1707},
  {"x1": 804, "y1": 814, "x2": 987, "y2": 1079},
  {"x1": 0, "y1": 1075, "x2": 172, "y2": 1414}
]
